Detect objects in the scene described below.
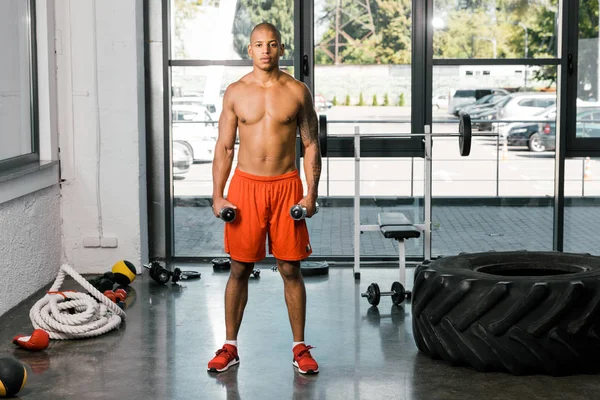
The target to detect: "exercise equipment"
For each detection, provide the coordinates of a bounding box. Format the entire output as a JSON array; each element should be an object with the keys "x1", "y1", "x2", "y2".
[
  {"x1": 12, "y1": 329, "x2": 50, "y2": 352},
  {"x1": 318, "y1": 113, "x2": 474, "y2": 157},
  {"x1": 87, "y1": 272, "x2": 117, "y2": 292},
  {"x1": 0, "y1": 357, "x2": 27, "y2": 398},
  {"x1": 361, "y1": 282, "x2": 410, "y2": 306},
  {"x1": 219, "y1": 207, "x2": 236, "y2": 222},
  {"x1": 290, "y1": 202, "x2": 320, "y2": 221},
  {"x1": 29, "y1": 264, "x2": 126, "y2": 339},
  {"x1": 111, "y1": 260, "x2": 137, "y2": 286},
  {"x1": 143, "y1": 261, "x2": 201, "y2": 284},
  {"x1": 211, "y1": 258, "x2": 261, "y2": 278}
]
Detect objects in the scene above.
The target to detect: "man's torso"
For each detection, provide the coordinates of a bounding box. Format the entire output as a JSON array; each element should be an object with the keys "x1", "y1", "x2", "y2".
[{"x1": 231, "y1": 72, "x2": 303, "y2": 177}]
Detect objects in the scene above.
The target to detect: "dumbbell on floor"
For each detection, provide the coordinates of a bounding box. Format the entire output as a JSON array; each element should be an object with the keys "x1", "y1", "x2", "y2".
[{"x1": 361, "y1": 282, "x2": 411, "y2": 306}]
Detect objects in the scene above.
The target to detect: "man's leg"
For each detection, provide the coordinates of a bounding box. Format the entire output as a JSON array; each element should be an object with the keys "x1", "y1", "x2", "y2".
[
  {"x1": 225, "y1": 259, "x2": 255, "y2": 340},
  {"x1": 276, "y1": 259, "x2": 306, "y2": 342}
]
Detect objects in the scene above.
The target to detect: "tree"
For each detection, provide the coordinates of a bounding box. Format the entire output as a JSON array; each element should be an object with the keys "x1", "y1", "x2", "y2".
[
  {"x1": 172, "y1": 0, "x2": 205, "y2": 58},
  {"x1": 370, "y1": 0, "x2": 412, "y2": 64},
  {"x1": 232, "y1": 0, "x2": 294, "y2": 60}
]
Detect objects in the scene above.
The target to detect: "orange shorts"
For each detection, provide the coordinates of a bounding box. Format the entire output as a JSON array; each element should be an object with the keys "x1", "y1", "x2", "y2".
[{"x1": 224, "y1": 169, "x2": 312, "y2": 263}]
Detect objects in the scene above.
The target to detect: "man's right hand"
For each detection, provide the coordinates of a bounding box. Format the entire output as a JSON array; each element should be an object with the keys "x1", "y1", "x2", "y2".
[{"x1": 212, "y1": 197, "x2": 237, "y2": 218}]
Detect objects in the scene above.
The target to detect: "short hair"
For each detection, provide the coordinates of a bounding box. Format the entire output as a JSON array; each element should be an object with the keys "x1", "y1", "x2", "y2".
[{"x1": 250, "y1": 22, "x2": 282, "y2": 44}]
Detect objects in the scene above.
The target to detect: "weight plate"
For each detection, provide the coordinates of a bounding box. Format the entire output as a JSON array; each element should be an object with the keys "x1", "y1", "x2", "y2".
[
  {"x1": 301, "y1": 261, "x2": 329, "y2": 276},
  {"x1": 368, "y1": 283, "x2": 381, "y2": 306},
  {"x1": 391, "y1": 281, "x2": 405, "y2": 305},
  {"x1": 212, "y1": 258, "x2": 231, "y2": 272},
  {"x1": 181, "y1": 271, "x2": 201, "y2": 280},
  {"x1": 319, "y1": 114, "x2": 328, "y2": 157},
  {"x1": 459, "y1": 114, "x2": 472, "y2": 157}
]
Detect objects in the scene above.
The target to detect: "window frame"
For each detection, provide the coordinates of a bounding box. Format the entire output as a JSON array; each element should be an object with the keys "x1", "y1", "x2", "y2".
[
  {"x1": 0, "y1": 0, "x2": 39, "y2": 172},
  {"x1": 565, "y1": 1, "x2": 600, "y2": 157}
]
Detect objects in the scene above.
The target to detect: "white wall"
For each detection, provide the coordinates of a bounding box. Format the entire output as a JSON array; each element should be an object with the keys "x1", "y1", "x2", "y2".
[
  {"x1": 0, "y1": 0, "x2": 61, "y2": 317},
  {"x1": 0, "y1": 186, "x2": 61, "y2": 316},
  {"x1": 56, "y1": 0, "x2": 148, "y2": 273}
]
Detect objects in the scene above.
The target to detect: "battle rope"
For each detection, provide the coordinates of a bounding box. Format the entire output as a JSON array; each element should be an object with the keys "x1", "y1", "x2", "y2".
[{"x1": 29, "y1": 264, "x2": 126, "y2": 340}]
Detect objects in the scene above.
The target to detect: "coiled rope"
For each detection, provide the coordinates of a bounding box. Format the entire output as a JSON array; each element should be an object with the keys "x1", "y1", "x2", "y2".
[{"x1": 29, "y1": 264, "x2": 126, "y2": 340}]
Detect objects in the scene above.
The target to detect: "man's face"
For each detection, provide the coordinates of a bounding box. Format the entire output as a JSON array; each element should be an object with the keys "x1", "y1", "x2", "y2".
[{"x1": 248, "y1": 27, "x2": 284, "y2": 70}]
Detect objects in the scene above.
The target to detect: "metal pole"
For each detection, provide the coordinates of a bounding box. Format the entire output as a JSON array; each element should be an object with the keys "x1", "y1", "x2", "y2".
[
  {"x1": 399, "y1": 240, "x2": 406, "y2": 287},
  {"x1": 496, "y1": 124, "x2": 500, "y2": 196},
  {"x1": 354, "y1": 125, "x2": 361, "y2": 279},
  {"x1": 334, "y1": 0, "x2": 340, "y2": 65},
  {"x1": 582, "y1": 157, "x2": 585, "y2": 197},
  {"x1": 424, "y1": 125, "x2": 432, "y2": 261},
  {"x1": 410, "y1": 157, "x2": 414, "y2": 197}
]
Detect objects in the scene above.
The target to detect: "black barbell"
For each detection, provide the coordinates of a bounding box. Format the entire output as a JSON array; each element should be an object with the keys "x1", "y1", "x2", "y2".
[{"x1": 318, "y1": 113, "x2": 473, "y2": 157}]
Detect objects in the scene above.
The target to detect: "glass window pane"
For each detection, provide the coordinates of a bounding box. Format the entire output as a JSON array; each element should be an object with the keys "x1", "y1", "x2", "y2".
[
  {"x1": 433, "y1": 0, "x2": 558, "y2": 59},
  {"x1": 432, "y1": 65, "x2": 557, "y2": 256},
  {"x1": 171, "y1": 0, "x2": 294, "y2": 60},
  {"x1": 0, "y1": 0, "x2": 33, "y2": 162},
  {"x1": 313, "y1": 0, "x2": 420, "y2": 259},
  {"x1": 565, "y1": 157, "x2": 600, "y2": 255}
]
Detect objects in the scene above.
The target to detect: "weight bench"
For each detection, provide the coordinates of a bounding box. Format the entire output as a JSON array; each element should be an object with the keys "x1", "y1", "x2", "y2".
[
  {"x1": 377, "y1": 213, "x2": 421, "y2": 289},
  {"x1": 358, "y1": 212, "x2": 421, "y2": 296}
]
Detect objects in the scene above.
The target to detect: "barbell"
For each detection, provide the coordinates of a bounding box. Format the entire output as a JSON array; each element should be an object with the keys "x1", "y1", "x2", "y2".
[{"x1": 318, "y1": 113, "x2": 473, "y2": 157}]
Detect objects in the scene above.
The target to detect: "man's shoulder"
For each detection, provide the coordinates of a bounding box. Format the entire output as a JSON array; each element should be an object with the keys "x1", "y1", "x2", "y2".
[{"x1": 282, "y1": 75, "x2": 310, "y2": 99}]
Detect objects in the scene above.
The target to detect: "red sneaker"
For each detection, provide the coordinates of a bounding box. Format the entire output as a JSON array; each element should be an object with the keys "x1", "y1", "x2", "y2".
[
  {"x1": 208, "y1": 344, "x2": 239, "y2": 372},
  {"x1": 293, "y1": 344, "x2": 319, "y2": 374}
]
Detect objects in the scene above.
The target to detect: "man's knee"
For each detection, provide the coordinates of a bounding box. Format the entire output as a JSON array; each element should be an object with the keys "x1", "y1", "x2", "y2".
[
  {"x1": 277, "y1": 259, "x2": 302, "y2": 280},
  {"x1": 229, "y1": 260, "x2": 254, "y2": 281}
]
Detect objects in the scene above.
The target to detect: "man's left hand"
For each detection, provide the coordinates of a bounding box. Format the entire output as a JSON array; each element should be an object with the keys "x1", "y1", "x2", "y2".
[{"x1": 297, "y1": 196, "x2": 318, "y2": 218}]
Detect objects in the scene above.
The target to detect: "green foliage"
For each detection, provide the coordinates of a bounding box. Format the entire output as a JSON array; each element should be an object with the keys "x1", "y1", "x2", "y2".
[
  {"x1": 358, "y1": 93, "x2": 365, "y2": 106},
  {"x1": 383, "y1": 93, "x2": 390, "y2": 106},
  {"x1": 172, "y1": 0, "x2": 205, "y2": 58},
  {"x1": 372, "y1": 94, "x2": 379, "y2": 106},
  {"x1": 232, "y1": 0, "x2": 295, "y2": 60},
  {"x1": 345, "y1": 94, "x2": 351, "y2": 106},
  {"x1": 398, "y1": 93, "x2": 405, "y2": 107},
  {"x1": 332, "y1": 96, "x2": 338, "y2": 106}
]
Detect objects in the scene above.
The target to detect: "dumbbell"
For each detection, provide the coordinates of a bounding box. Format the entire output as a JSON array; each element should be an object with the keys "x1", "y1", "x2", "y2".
[
  {"x1": 361, "y1": 282, "x2": 411, "y2": 307},
  {"x1": 219, "y1": 207, "x2": 236, "y2": 223},
  {"x1": 103, "y1": 290, "x2": 125, "y2": 309},
  {"x1": 290, "y1": 202, "x2": 319, "y2": 221}
]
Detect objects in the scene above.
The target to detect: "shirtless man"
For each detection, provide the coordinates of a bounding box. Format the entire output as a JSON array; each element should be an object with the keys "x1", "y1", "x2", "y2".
[{"x1": 208, "y1": 22, "x2": 322, "y2": 375}]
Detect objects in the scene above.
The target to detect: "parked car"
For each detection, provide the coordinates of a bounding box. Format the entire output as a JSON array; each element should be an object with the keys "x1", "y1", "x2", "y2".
[
  {"x1": 172, "y1": 104, "x2": 218, "y2": 162},
  {"x1": 173, "y1": 140, "x2": 193, "y2": 178},
  {"x1": 315, "y1": 93, "x2": 332, "y2": 111},
  {"x1": 432, "y1": 93, "x2": 449, "y2": 110},
  {"x1": 493, "y1": 92, "x2": 557, "y2": 138},
  {"x1": 458, "y1": 93, "x2": 507, "y2": 116},
  {"x1": 448, "y1": 88, "x2": 509, "y2": 116},
  {"x1": 538, "y1": 107, "x2": 600, "y2": 151},
  {"x1": 172, "y1": 96, "x2": 218, "y2": 116},
  {"x1": 505, "y1": 106, "x2": 557, "y2": 152}
]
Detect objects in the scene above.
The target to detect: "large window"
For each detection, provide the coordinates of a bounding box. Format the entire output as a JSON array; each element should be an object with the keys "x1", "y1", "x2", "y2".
[
  {"x1": 170, "y1": 0, "x2": 295, "y2": 257},
  {"x1": 154, "y1": 0, "x2": 598, "y2": 261},
  {"x1": 0, "y1": 0, "x2": 37, "y2": 170}
]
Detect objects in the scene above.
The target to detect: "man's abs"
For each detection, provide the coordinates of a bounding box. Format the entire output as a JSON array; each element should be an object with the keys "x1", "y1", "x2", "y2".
[{"x1": 236, "y1": 126, "x2": 298, "y2": 176}]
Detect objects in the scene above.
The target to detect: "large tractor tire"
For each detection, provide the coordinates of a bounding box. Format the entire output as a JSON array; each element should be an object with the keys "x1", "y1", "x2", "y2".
[{"x1": 412, "y1": 251, "x2": 600, "y2": 376}]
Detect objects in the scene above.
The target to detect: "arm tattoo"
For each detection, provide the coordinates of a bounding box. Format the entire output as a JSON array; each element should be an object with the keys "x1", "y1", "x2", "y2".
[{"x1": 299, "y1": 89, "x2": 322, "y2": 198}]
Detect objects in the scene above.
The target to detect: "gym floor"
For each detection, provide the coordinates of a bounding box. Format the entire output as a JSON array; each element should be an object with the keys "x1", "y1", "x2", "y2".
[{"x1": 0, "y1": 264, "x2": 598, "y2": 400}]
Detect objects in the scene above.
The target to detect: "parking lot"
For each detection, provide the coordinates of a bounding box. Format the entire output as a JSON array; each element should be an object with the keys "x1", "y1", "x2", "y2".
[{"x1": 173, "y1": 106, "x2": 599, "y2": 198}]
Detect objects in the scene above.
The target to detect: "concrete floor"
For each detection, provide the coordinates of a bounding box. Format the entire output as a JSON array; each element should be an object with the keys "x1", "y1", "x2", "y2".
[{"x1": 0, "y1": 264, "x2": 599, "y2": 399}]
